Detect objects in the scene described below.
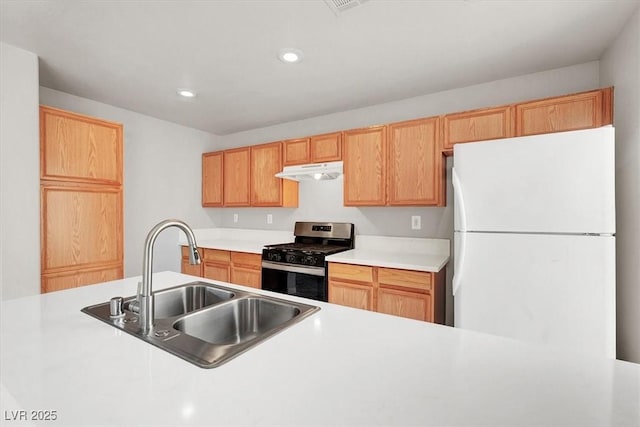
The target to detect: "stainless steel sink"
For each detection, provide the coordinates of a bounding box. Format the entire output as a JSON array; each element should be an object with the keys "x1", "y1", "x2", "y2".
[
  {"x1": 174, "y1": 297, "x2": 301, "y2": 345},
  {"x1": 81, "y1": 281, "x2": 319, "y2": 368},
  {"x1": 154, "y1": 284, "x2": 234, "y2": 318}
]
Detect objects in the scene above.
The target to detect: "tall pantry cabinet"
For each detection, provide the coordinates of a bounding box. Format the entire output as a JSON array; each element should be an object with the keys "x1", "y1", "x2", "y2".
[{"x1": 40, "y1": 106, "x2": 124, "y2": 293}]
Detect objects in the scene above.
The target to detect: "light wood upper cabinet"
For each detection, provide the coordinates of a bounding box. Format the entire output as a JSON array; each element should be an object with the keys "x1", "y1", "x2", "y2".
[
  {"x1": 515, "y1": 88, "x2": 613, "y2": 136},
  {"x1": 388, "y1": 117, "x2": 443, "y2": 206},
  {"x1": 251, "y1": 142, "x2": 298, "y2": 207},
  {"x1": 442, "y1": 105, "x2": 515, "y2": 155},
  {"x1": 343, "y1": 126, "x2": 387, "y2": 206},
  {"x1": 202, "y1": 152, "x2": 223, "y2": 207},
  {"x1": 283, "y1": 138, "x2": 310, "y2": 166},
  {"x1": 310, "y1": 132, "x2": 342, "y2": 163},
  {"x1": 40, "y1": 106, "x2": 123, "y2": 185},
  {"x1": 223, "y1": 147, "x2": 251, "y2": 206},
  {"x1": 283, "y1": 132, "x2": 342, "y2": 166}
]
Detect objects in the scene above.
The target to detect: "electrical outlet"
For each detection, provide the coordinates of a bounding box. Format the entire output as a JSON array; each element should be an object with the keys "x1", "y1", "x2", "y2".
[
  {"x1": 267, "y1": 214, "x2": 273, "y2": 224},
  {"x1": 411, "y1": 215, "x2": 421, "y2": 230},
  {"x1": 233, "y1": 213, "x2": 238, "y2": 223}
]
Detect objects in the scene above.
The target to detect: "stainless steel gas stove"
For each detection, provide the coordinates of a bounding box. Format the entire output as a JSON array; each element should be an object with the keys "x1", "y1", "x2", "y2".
[{"x1": 261, "y1": 222, "x2": 355, "y2": 302}]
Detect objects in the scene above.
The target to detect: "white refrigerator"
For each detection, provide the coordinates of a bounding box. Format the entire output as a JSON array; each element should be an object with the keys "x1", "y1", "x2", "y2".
[{"x1": 452, "y1": 126, "x2": 616, "y2": 359}]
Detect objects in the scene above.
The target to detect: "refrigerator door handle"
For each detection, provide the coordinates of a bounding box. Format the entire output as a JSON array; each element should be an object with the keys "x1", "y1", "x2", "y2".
[
  {"x1": 453, "y1": 231, "x2": 466, "y2": 295},
  {"x1": 452, "y1": 167, "x2": 467, "y2": 295},
  {"x1": 452, "y1": 167, "x2": 467, "y2": 232}
]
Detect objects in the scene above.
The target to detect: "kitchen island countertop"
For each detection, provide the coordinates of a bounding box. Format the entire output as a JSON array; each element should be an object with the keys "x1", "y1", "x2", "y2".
[{"x1": 1, "y1": 271, "x2": 638, "y2": 426}]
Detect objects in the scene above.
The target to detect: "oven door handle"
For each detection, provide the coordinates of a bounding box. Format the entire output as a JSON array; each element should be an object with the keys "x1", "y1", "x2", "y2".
[{"x1": 261, "y1": 261, "x2": 326, "y2": 277}]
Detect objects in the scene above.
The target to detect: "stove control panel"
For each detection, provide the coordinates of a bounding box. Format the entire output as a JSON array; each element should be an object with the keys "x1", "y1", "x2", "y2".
[{"x1": 262, "y1": 249, "x2": 325, "y2": 268}]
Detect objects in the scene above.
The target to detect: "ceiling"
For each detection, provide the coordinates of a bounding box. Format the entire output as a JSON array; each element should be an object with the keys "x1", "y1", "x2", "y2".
[{"x1": 1, "y1": 0, "x2": 638, "y2": 135}]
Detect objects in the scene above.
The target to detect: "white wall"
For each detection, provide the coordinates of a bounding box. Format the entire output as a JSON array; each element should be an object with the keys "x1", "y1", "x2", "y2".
[
  {"x1": 0, "y1": 43, "x2": 40, "y2": 300},
  {"x1": 600, "y1": 7, "x2": 640, "y2": 364},
  {"x1": 39, "y1": 88, "x2": 221, "y2": 278}
]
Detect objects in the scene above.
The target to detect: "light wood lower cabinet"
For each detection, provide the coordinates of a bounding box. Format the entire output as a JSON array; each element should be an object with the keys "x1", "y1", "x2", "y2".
[
  {"x1": 230, "y1": 252, "x2": 261, "y2": 289},
  {"x1": 328, "y1": 279, "x2": 373, "y2": 311},
  {"x1": 181, "y1": 247, "x2": 261, "y2": 289},
  {"x1": 180, "y1": 246, "x2": 205, "y2": 277},
  {"x1": 377, "y1": 287, "x2": 432, "y2": 322},
  {"x1": 328, "y1": 262, "x2": 444, "y2": 323}
]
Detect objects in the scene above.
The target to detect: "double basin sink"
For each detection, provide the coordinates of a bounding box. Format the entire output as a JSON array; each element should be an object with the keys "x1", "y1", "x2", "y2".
[{"x1": 81, "y1": 281, "x2": 320, "y2": 368}]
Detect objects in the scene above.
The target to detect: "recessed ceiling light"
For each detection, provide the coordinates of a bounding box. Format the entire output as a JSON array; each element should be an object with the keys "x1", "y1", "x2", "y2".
[
  {"x1": 278, "y1": 48, "x2": 304, "y2": 64},
  {"x1": 177, "y1": 89, "x2": 196, "y2": 98}
]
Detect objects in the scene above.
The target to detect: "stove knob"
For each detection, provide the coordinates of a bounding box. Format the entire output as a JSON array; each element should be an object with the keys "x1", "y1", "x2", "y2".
[
  {"x1": 269, "y1": 253, "x2": 281, "y2": 262},
  {"x1": 286, "y1": 254, "x2": 296, "y2": 264},
  {"x1": 305, "y1": 256, "x2": 317, "y2": 266}
]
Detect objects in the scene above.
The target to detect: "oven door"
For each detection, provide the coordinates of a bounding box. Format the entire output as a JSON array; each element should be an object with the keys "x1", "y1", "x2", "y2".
[{"x1": 261, "y1": 261, "x2": 327, "y2": 302}]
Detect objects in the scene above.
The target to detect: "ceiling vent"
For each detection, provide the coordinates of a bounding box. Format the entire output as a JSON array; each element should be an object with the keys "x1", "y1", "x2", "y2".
[{"x1": 324, "y1": 0, "x2": 369, "y2": 14}]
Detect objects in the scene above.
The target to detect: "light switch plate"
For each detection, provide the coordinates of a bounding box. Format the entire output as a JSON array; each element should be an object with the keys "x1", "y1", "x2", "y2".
[
  {"x1": 411, "y1": 216, "x2": 421, "y2": 230},
  {"x1": 233, "y1": 213, "x2": 239, "y2": 223},
  {"x1": 267, "y1": 214, "x2": 273, "y2": 224}
]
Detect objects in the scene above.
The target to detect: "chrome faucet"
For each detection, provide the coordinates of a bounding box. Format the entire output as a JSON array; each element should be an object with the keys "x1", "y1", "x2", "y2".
[{"x1": 136, "y1": 219, "x2": 201, "y2": 334}]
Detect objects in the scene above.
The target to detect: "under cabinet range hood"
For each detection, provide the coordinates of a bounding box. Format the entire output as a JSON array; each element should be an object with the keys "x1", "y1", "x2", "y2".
[{"x1": 275, "y1": 161, "x2": 343, "y2": 181}]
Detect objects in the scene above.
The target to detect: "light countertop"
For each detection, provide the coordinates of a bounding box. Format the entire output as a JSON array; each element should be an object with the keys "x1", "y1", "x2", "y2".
[
  {"x1": 327, "y1": 235, "x2": 450, "y2": 272},
  {"x1": 178, "y1": 228, "x2": 293, "y2": 254},
  {"x1": 1, "y1": 272, "x2": 638, "y2": 426},
  {"x1": 180, "y1": 230, "x2": 451, "y2": 272}
]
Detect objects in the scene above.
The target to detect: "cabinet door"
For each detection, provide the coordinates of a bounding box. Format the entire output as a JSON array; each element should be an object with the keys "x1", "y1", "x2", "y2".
[
  {"x1": 230, "y1": 252, "x2": 261, "y2": 288},
  {"x1": 202, "y1": 152, "x2": 223, "y2": 207},
  {"x1": 283, "y1": 138, "x2": 310, "y2": 166},
  {"x1": 203, "y1": 262, "x2": 230, "y2": 282},
  {"x1": 328, "y1": 280, "x2": 373, "y2": 311},
  {"x1": 223, "y1": 147, "x2": 251, "y2": 206},
  {"x1": 343, "y1": 126, "x2": 387, "y2": 206},
  {"x1": 388, "y1": 117, "x2": 442, "y2": 206},
  {"x1": 182, "y1": 259, "x2": 204, "y2": 277},
  {"x1": 442, "y1": 106, "x2": 514, "y2": 154},
  {"x1": 40, "y1": 106, "x2": 123, "y2": 185},
  {"x1": 515, "y1": 88, "x2": 612, "y2": 136},
  {"x1": 41, "y1": 185, "x2": 123, "y2": 272},
  {"x1": 251, "y1": 142, "x2": 284, "y2": 206},
  {"x1": 310, "y1": 132, "x2": 342, "y2": 163},
  {"x1": 377, "y1": 287, "x2": 432, "y2": 322},
  {"x1": 231, "y1": 267, "x2": 261, "y2": 289}
]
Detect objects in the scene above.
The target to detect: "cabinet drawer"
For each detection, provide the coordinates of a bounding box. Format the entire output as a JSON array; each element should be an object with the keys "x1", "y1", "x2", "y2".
[
  {"x1": 202, "y1": 248, "x2": 230, "y2": 263},
  {"x1": 328, "y1": 263, "x2": 373, "y2": 283},
  {"x1": 378, "y1": 268, "x2": 432, "y2": 292},
  {"x1": 230, "y1": 252, "x2": 261, "y2": 269}
]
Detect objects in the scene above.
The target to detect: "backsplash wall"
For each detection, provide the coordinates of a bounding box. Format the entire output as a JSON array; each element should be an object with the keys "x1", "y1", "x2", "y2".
[{"x1": 217, "y1": 158, "x2": 454, "y2": 240}]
